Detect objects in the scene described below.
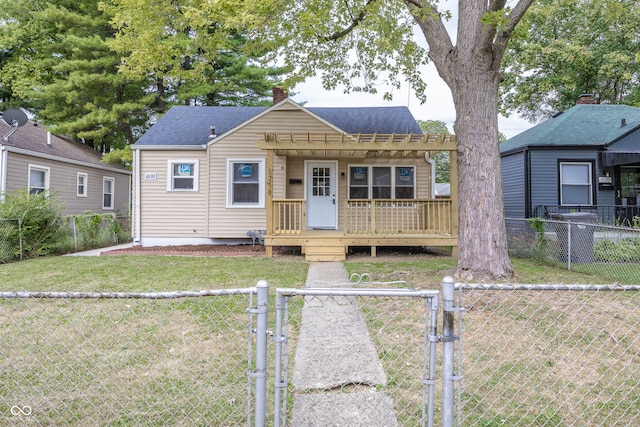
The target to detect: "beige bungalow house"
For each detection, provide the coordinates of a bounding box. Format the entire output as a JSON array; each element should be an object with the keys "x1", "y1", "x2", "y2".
[
  {"x1": 0, "y1": 115, "x2": 131, "y2": 217},
  {"x1": 131, "y1": 92, "x2": 458, "y2": 260}
]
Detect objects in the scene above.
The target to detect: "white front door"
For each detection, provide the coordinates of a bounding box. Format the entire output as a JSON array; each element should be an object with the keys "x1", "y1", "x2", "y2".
[{"x1": 306, "y1": 162, "x2": 337, "y2": 229}]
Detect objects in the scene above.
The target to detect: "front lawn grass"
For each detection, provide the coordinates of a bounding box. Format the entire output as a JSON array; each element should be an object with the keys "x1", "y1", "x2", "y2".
[{"x1": 1, "y1": 253, "x2": 635, "y2": 426}]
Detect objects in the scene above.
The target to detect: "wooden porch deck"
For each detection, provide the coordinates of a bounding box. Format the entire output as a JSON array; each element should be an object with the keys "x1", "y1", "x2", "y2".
[{"x1": 266, "y1": 199, "x2": 458, "y2": 261}]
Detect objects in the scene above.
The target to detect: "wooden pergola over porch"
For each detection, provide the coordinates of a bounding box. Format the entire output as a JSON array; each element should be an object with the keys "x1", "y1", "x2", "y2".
[{"x1": 256, "y1": 132, "x2": 459, "y2": 261}]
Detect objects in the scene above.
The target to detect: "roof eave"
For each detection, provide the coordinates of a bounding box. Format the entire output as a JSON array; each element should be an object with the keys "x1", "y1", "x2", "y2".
[{"x1": 132, "y1": 144, "x2": 207, "y2": 151}]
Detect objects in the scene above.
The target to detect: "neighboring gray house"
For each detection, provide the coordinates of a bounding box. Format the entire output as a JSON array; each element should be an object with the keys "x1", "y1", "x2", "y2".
[
  {"x1": 500, "y1": 96, "x2": 640, "y2": 223},
  {"x1": 0, "y1": 116, "x2": 131, "y2": 216}
]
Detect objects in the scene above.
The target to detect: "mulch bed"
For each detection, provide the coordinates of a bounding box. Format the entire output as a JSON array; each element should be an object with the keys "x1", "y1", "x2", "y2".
[
  {"x1": 102, "y1": 244, "x2": 450, "y2": 259},
  {"x1": 102, "y1": 244, "x2": 268, "y2": 257}
]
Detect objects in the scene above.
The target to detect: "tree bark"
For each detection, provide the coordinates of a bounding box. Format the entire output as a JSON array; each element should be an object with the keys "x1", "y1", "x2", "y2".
[
  {"x1": 451, "y1": 68, "x2": 513, "y2": 280},
  {"x1": 409, "y1": 0, "x2": 533, "y2": 280}
]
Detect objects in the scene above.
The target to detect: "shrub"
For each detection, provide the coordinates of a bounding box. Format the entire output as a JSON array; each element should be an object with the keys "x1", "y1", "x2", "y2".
[
  {"x1": 0, "y1": 190, "x2": 65, "y2": 259},
  {"x1": 74, "y1": 211, "x2": 104, "y2": 248},
  {"x1": 71, "y1": 211, "x2": 123, "y2": 250},
  {"x1": 527, "y1": 217, "x2": 548, "y2": 260},
  {"x1": 594, "y1": 238, "x2": 640, "y2": 263}
]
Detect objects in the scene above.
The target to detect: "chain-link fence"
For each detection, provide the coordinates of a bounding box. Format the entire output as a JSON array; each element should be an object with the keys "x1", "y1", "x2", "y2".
[
  {"x1": 65, "y1": 213, "x2": 130, "y2": 252},
  {"x1": 458, "y1": 284, "x2": 639, "y2": 427},
  {"x1": 1, "y1": 288, "x2": 263, "y2": 426},
  {"x1": 0, "y1": 214, "x2": 130, "y2": 262},
  {"x1": 506, "y1": 217, "x2": 640, "y2": 283},
  {"x1": 3, "y1": 278, "x2": 637, "y2": 426},
  {"x1": 0, "y1": 218, "x2": 22, "y2": 262}
]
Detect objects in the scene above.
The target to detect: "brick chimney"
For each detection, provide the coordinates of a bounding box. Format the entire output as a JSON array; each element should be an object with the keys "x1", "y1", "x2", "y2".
[
  {"x1": 272, "y1": 87, "x2": 288, "y2": 104},
  {"x1": 576, "y1": 94, "x2": 598, "y2": 104}
]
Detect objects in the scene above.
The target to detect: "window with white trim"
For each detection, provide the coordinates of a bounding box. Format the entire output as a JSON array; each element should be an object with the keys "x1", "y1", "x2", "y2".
[
  {"x1": 227, "y1": 160, "x2": 265, "y2": 207},
  {"x1": 559, "y1": 162, "x2": 593, "y2": 205},
  {"x1": 77, "y1": 172, "x2": 88, "y2": 197},
  {"x1": 348, "y1": 165, "x2": 416, "y2": 199},
  {"x1": 167, "y1": 160, "x2": 199, "y2": 191},
  {"x1": 103, "y1": 177, "x2": 115, "y2": 209},
  {"x1": 28, "y1": 165, "x2": 49, "y2": 195}
]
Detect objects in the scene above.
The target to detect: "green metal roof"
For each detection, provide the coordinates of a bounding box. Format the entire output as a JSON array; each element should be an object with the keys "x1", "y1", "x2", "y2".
[{"x1": 500, "y1": 104, "x2": 640, "y2": 153}]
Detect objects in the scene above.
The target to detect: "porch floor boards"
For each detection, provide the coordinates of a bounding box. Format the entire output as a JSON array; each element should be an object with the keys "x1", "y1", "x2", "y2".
[{"x1": 265, "y1": 230, "x2": 457, "y2": 261}]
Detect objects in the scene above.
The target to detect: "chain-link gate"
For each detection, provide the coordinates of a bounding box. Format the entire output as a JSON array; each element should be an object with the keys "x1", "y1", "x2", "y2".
[{"x1": 272, "y1": 277, "x2": 462, "y2": 427}]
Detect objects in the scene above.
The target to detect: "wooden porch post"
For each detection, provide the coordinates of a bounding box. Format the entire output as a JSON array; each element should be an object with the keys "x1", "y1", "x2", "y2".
[
  {"x1": 265, "y1": 150, "x2": 274, "y2": 257},
  {"x1": 450, "y1": 148, "x2": 459, "y2": 258}
]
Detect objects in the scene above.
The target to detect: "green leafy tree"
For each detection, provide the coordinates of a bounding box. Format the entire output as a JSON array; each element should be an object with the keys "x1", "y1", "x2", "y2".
[
  {"x1": 103, "y1": 0, "x2": 283, "y2": 109},
  {"x1": 102, "y1": 145, "x2": 132, "y2": 169},
  {"x1": 418, "y1": 120, "x2": 450, "y2": 184},
  {"x1": 237, "y1": 0, "x2": 535, "y2": 279},
  {"x1": 0, "y1": 0, "x2": 152, "y2": 151},
  {"x1": 500, "y1": 0, "x2": 640, "y2": 121},
  {"x1": 1, "y1": 0, "x2": 285, "y2": 151}
]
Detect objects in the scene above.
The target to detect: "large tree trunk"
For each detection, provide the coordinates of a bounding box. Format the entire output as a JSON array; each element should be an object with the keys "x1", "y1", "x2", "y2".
[
  {"x1": 409, "y1": 0, "x2": 533, "y2": 281},
  {"x1": 451, "y1": 68, "x2": 514, "y2": 280}
]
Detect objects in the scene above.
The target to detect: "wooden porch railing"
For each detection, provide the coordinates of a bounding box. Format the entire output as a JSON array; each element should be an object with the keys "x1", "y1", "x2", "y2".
[
  {"x1": 272, "y1": 199, "x2": 305, "y2": 235},
  {"x1": 270, "y1": 199, "x2": 453, "y2": 236},
  {"x1": 345, "y1": 199, "x2": 453, "y2": 235}
]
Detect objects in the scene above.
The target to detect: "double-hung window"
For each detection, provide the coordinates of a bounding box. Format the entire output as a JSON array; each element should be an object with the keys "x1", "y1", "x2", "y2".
[
  {"x1": 28, "y1": 165, "x2": 49, "y2": 195},
  {"x1": 227, "y1": 159, "x2": 265, "y2": 207},
  {"x1": 559, "y1": 162, "x2": 593, "y2": 205},
  {"x1": 167, "y1": 160, "x2": 199, "y2": 191},
  {"x1": 77, "y1": 172, "x2": 88, "y2": 197},
  {"x1": 103, "y1": 177, "x2": 115, "y2": 209},
  {"x1": 348, "y1": 165, "x2": 416, "y2": 199}
]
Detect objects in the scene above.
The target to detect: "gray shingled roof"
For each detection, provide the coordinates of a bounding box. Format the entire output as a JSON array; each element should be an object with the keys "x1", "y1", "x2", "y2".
[
  {"x1": 133, "y1": 104, "x2": 422, "y2": 147},
  {"x1": 500, "y1": 104, "x2": 640, "y2": 153},
  {"x1": 0, "y1": 118, "x2": 128, "y2": 171}
]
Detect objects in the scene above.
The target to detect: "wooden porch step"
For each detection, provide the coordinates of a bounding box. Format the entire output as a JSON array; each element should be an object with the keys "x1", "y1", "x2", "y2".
[{"x1": 304, "y1": 243, "x2": 346, "y2": 262}]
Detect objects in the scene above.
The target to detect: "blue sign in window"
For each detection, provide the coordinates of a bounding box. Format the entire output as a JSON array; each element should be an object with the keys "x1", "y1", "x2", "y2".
[{"x1": 240, "y1": 164, "x2": 253, "y2": 177}]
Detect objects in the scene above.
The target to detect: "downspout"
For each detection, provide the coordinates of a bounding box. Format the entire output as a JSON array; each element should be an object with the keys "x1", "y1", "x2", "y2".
[
  {"x1": 524, "y1": 149, "x2": 531, "y2": 217},
  {"x1": 0, "y1": 145, "x2": 7, "y2": 201},
  {"x1": 133, "y1": 147, "x2": 141, "y2": 244},
  {"x1": 425, "y1": 153, "x2": 436, "y2": 198}
]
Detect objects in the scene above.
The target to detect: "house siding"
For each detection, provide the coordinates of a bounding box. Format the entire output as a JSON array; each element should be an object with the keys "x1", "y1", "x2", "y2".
[
  {"x1": 137, "y1": 150, "x2": 209, "y2": 238},
  {"x1": 205, "y1": 108, "x2": 339, "y2": 238},
  {"x1": 529, "y1": 148, "x2": 613, "y2": 211},
  {"x1": 4, "y1": 151, "x2": 130, "y2": 216},
  {"x1": 501, "y1": 151, "x2": 526, "y2": 218}
]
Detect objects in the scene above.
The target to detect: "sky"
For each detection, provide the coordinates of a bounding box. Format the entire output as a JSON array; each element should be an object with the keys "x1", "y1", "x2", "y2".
[
  {"x1": 292, "y1": 70, "x2": 534, "y2": 140},
  {"x1": 287, "y1": 0, "x2": 535, "y2": 140}
]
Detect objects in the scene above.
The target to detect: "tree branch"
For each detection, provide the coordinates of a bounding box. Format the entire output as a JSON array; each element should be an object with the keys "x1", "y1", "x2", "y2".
[
  {"x1": 320, "y1": 0, "x2": 377, "y2": 41},
  {"x1": 494, "y1": 0, "x2": 535, "y2": 59},
  {"x1": 405, "y1": 0, "x2": 455, "y2": 85}
]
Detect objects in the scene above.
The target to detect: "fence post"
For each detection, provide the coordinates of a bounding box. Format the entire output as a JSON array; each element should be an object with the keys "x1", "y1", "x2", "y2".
[
  {"x1": 567, "y1": 220, "x2": 572, "y2": 270},
  {"x1": 72, "y1": 216, "x2": 78, "y2": 252},
  {"x1": 441, "y1": 276, "x2": 455, "y2": 427},
  {"x1": 254, "y1": 280, "x2": 269, "y2": 427},
  {"x1": 18, "y1": 218, "x2": 23, "y2": 261}
]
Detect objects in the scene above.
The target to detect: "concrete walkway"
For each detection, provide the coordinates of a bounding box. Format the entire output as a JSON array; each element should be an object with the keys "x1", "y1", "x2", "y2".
[
  {"x1": 63, "y1": 242, "x2": 134, "y2": 256},
  {"x1": 289, "y1": 262, "x2": 398, "y2": 427}
]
